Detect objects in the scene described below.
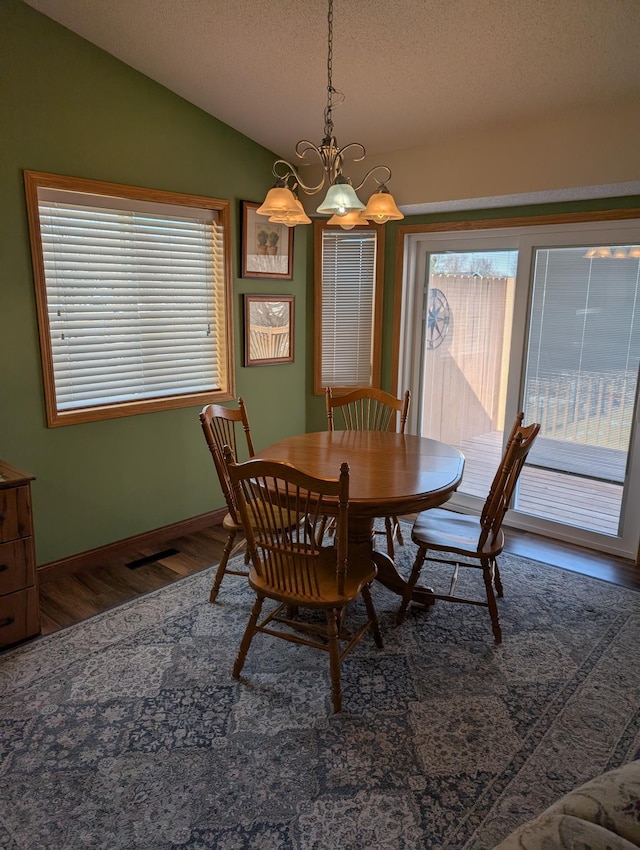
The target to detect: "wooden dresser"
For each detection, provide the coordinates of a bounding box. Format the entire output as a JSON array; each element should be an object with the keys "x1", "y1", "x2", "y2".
[{"x1": 0, "y1": 460, "x2": 40, "y2": 647}]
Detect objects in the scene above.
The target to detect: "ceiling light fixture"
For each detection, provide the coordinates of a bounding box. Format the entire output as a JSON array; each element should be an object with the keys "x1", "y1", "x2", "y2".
[{"x1": 256, "y1": 0, "x2": 403, "y2": 228}]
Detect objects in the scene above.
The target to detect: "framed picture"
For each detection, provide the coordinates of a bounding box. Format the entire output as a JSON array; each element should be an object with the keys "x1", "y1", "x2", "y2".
[
  {"x1": 241, "y1": 200, "x2": 294, "y2": 279},
  {"x1": 243, "y1": 295, "x2": 294, "y2": 366}
]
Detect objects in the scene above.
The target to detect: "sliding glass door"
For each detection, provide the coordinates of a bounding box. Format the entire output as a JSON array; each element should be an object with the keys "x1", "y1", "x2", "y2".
[
  {"x1": 399, "y1": 219, "x2": 640, "y2": 559},
  {"x1": 519, "y1": 245, "x2": 640, "y2": 536}
]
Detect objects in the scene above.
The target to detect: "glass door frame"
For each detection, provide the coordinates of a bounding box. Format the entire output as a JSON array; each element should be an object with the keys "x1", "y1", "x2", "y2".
[{"x1": 398, "y1": 217, "x2": 640, "y2": 561}]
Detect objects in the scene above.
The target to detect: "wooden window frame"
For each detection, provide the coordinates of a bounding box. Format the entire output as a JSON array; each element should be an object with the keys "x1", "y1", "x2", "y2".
[
  {"x1": 313, "y1": 220, "x2": 385, "y2": 395},
  {"x1": 24, "y1": 171, "x2": 235, "y2": 426}
]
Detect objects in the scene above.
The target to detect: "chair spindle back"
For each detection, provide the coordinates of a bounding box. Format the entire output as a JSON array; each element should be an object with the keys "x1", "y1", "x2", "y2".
[
  {"x1": 326, "y1": 387, "x2": 410, "y2": 434},
  {"x1": 479, "y1": 417, "x2": 540, "y2": 548},
  {"x1": 225, "y1": 448, "x2": 350, "y2": 599},
  {"x1": 199, "y1": 399, "x2": 254, "y2": 524}
]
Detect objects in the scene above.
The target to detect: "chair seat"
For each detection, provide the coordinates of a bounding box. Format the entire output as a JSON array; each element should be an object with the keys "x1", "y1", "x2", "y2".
[
  {"x1": 249, "y1": 547, "x2": 378, "y2": 608},
  {"x1": 222, "y1": 511, "x2": 243, "y2": 532},
  {"x1": 411, "y1": 508, "x2": 504, "y2": 559},
  {"x1": 222, "y1": 502, "x2": 305, "y2": 533}
]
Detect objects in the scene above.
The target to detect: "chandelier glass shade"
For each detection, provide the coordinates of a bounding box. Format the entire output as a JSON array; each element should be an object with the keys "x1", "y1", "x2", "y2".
[
  {"x1": 327, "y1": 209, "x2": 370, "y2": 229},
  {"x1": 257, "y1": 0, "x2": 403, "y2": 227},
  {"x1": 361, "y1": 185, "x2": 405, "y2": 223},
  {"x1": 316, "y1": 177, "x2": 365, "y2": 216},
  {"x1": 257, "y1": 186, "x2": 311, "y2": 226},
  {"x1": 256, "y1": 184, "x2": 297, "y2": 217}
]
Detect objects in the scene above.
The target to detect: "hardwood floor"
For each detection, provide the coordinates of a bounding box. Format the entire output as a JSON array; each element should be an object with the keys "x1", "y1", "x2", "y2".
[
  {"x1": 38, "y1": 524, "x2": 229, "y2": 636},
  {"x1": 36, "y1": 520, "x2": 639, "y2": 638}
]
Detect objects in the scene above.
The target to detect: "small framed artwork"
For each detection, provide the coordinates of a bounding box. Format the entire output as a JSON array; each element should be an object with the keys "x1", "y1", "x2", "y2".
[
  {"x1": 241, "y1": 200, "x2": 294, "y2": 279},
  {"x1": 244, "y1": 295, "x2": 294, "y2": 366}
]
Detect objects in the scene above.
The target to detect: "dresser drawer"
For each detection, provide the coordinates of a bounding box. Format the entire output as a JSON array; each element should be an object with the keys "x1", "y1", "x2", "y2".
[
  {"x1": 0, "y1": 586, "x2": 40, "y2": 647},
  {"x1": 0, "y1": 485, "x2": 32, "y2": 543},
  {"x1": 0, "y1": 538, "x2": 36, "y2": 594}
]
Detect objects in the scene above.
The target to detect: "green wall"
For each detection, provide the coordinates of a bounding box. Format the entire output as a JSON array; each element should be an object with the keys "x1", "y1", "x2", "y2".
[{"x1": 0, "y1": 0, "x2": 308, "y2": 564}]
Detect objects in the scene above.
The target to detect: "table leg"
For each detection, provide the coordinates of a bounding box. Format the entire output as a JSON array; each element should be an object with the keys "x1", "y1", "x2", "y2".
[{"x1": 348, "y1": 516, "x2": 435, "y2": 607}]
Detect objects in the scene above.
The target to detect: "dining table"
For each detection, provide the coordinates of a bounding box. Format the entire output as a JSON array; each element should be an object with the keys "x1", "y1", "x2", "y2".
[{"x1": 254, "y1": 430, "x2": 465, "y2": 606}]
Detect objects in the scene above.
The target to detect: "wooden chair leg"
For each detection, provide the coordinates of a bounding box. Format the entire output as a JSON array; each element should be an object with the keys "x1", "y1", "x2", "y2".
[
  {"x1": 233, "y1": 594, "x2": 264, "y2": 678},
  {"x1": 209, "y1": 529, "x2": 237, "y2": 602},
  {"x1": 396, "y1": 547, "x2": 427, "y2": 625},
  {"x1": 385, "y1": 516, "x2": 396, "y2": 559},
  {"x1": 362, "y1": 585, "x2": 383, "y2": 648},
  {"x1": 316, "y1": 516, "x2": 329, "y2": 545},
  {"x1": 326, "y1": 608, "x2": 343, "y2": 713},
  {"x1": 481, "y1": 558, "x2": 502, "y2": 644},
  {"x1": 395, "y1": 517, "x2": 404, "y2": 546},
  {"x1": 493, "y1": 558, "x2": 504, "y2": 598}
]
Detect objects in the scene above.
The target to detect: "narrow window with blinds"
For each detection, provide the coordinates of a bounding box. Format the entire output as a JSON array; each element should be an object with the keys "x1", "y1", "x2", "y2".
[
  {"x1": 314, "y1": 223, "x2": 383, "y2": 393},
  {"x1": 24, "y1": 171, "x2": 234, "y2": 426}
]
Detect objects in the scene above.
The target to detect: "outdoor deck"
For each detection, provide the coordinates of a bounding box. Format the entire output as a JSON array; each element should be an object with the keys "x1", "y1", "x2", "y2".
[{"x1": 458, "y1": 430, "x2": 622, "y2": 536}]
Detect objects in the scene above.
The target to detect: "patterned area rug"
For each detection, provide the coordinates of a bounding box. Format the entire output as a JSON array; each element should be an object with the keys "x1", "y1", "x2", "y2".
[{"x1": 1, "y1": 528, "x2": 639, "y2": 850}]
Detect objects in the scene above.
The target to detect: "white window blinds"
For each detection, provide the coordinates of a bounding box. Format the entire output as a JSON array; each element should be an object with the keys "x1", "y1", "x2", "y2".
[
  {"x1": 36, "y1": 189, "x2": 227, "y2": 413},
  {"x1": 320, "y1": 229, "x2": 377, "y2": 387}
]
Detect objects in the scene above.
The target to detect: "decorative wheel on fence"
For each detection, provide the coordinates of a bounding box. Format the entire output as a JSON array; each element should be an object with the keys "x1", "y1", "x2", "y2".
[{"x1": 426, "y1": 288, "x2": 451, "y2": 349}]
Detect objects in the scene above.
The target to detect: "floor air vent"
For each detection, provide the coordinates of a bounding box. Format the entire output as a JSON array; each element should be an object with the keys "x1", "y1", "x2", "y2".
[{"x1": 125, "y1": 548, "x2": 179, "y2": 569}]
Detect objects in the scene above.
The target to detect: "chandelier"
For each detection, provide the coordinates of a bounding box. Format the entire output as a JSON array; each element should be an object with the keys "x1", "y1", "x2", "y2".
[{"x1": 256, "y1": 0, "x2": 404, "y2": 229}]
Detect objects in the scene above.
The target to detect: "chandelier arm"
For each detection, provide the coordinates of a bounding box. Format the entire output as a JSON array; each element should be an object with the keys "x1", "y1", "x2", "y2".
[
  {"x1": 295, "y1": 140, "x2": 326, "y2": 160},
  {"x1": 272, "y1": 158, "x2": 328, "y2": 195},
  {"x1": 352, "y1": 164, "x2": 392, "y2": 193},
  {"x1": 335, "y1": 142, "x2": 366, "y2": 164}
]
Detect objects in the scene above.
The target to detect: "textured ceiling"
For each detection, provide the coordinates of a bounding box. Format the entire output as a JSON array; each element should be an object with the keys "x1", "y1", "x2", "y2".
[{"x1": 22, "y1": 0, "x2": 640, "y2": 162}]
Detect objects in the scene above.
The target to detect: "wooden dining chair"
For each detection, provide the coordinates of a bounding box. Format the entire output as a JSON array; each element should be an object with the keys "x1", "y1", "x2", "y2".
[
  {"x1": 326, "y1": 386, "x2": 411, "y2": 558},
  {"x1": 201, "y1": 400, "x2": 315, "y2": 605},
  {"x1": 396, "y1": 413, "x2": 540, "y2": 644},
  {"x1": 224, "y1": 446, "x2": 383, "y2": 713},
  {"x1": 199, "y1": 399, "x2": 256, "y2": 602}
]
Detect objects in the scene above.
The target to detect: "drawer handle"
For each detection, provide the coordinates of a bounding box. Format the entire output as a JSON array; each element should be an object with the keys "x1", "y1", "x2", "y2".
[
  {"x1": 0, "y1": 564, "x2": 7, "y2": 572},
  {"x1": 0, "y1": 616, "x2": 15, "y2": 629}
]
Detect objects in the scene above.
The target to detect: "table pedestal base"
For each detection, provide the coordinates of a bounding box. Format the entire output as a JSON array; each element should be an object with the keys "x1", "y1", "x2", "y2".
[
  {"x1": 372, "y1": 551, "x2": 435, "y2": 607},
  {"x1": 348, "y1": 517, "x2": 435, "y2": 607}
]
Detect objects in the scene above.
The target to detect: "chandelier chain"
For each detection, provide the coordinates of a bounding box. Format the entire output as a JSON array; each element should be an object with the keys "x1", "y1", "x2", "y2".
[
  {"x1": 325, "y1": 0, "x2": 334, "y2": 138},
  {"x1": 258, "y1": 0, "x2": 402, "y2": 223}
]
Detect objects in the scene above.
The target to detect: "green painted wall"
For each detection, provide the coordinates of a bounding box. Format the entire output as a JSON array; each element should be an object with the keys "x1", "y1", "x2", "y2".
[{"x1": 0, "y1": 0, "x2": 309, "y2": 564}]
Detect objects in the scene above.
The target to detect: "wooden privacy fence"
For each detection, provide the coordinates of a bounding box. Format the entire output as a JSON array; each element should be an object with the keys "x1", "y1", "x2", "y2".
[{"x1": 421, "y1": 274, "x2": 514, "y2": 443}]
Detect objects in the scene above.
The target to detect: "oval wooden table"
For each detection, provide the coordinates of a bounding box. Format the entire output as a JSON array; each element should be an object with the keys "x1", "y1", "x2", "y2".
[{"x1": 255, "y1": 431, "x2": 465, "y2": 605}]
